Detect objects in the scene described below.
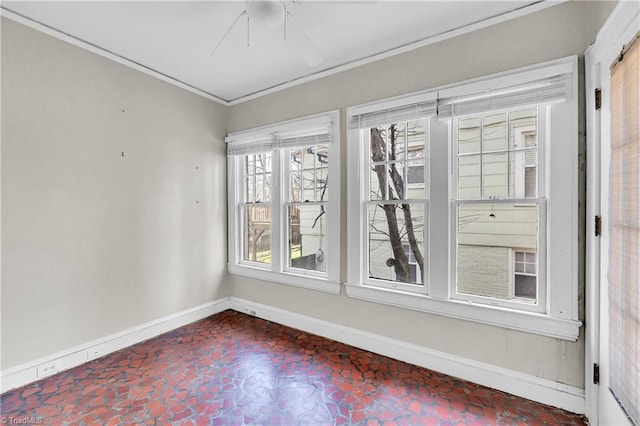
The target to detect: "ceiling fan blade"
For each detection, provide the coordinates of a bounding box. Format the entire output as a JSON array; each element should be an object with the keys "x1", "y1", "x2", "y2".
[
  {"x1": 286, "y1": 11, "x2": 324, "y2": 67},
  {"x1": 211, "y1": 10, "x2": 248, "y2": 57}
]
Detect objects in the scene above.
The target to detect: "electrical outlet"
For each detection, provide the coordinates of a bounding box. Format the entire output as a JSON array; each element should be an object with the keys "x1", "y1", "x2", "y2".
[
  {"x1": 36, "y1": 361, "x2": 60, "y2": 378},
  {"x1": 86, "y1": 347, "x2": 102, "y2": 361}
]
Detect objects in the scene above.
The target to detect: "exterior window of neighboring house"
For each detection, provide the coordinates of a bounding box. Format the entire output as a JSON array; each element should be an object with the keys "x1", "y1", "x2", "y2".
[
  {"x1": 227, "y1": 111, "x2": 341, "y2": 294},
  {"x1": 402, "y1": 244, "x2": 421, "y2": 284},
  {"x1": 513, "y1": 250, "x2": 536, "y2": 300},
  {"x1": 346, "y1": 57, "x2": 581, "y2": 340}
]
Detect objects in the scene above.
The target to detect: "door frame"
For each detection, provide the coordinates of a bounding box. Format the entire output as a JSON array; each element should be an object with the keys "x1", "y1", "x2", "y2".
[{"x1": 585, "y1": 2, "x2": 639, "y2": 424}]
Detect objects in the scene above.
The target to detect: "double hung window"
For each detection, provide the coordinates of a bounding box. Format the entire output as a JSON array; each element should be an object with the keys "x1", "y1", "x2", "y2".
[
  {"x1": 227, "y1": 111, "x2": 341, "y2": 293},
  {"x1": 452, "y1": 107, "x2": 545, "y2": 312},
  {"x1": 347, "y1": 57, "x2": 581, "y2": 340}
]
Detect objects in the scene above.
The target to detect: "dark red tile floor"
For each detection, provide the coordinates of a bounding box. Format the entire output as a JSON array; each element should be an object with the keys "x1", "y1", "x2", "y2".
[{"x1": 1, "y1": 310, "x2": 586, "y2": 425}]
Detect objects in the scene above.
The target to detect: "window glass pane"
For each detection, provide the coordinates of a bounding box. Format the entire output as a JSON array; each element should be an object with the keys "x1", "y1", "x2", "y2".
[
  {"x1": 524, "y1": 167, "x2": 537, "y2": 198},
  {"x1": 246, "y1": 176, "x2": 256, "y2": 203},
  {"x1": 391, "y1": 122, "x2": 407, "y2": 160},
  {"x1": 243, "y1": 205, "x2": 271, "y2": 264},
  {"x1": 368, "y1": 203, "x2": 425, "y2": 285},
  {"x1": 255, "y1": 174, "x2": 272, "y2": 202},
  {"x1": 483, "y1": 153, "x2": 508, "y2": 199},
  {"x1": 290, "y1": 171, "x2": 302, "y2": 202},
  {"x1": 301, "y1": 170, "x2": 315, "y2": 202},
  {"x1": 264, "y1": 154, "x2": 272, "y2": 173},
  {"x1": 388, "y1": 162, "x2": 406, "y2": 200},
  {"x1": 316, "y1": 167, "x2": 328, "y2": 202},
  {"x1": 302, "y1": 147, "x2": 316, "y2": 170},
  {"x1": 510, "y1": 150, "x2": 537, "y2": 198},
  {"x1": 406, "y1": 161, "x2": 425, "y2": 186},
  {"x1": 483, "y1": 113, "x2": 508, "y2": 152},
  {"x1": 316, "y1": 145, "x2": 329, "y2": 168},
  {"x1": 369, "y1": 165, "x2": 385, "y2": 201},
  {"x1": 291, "y1": 148, "x2": 303, "y2": 172},
  {"x1": 457, "y1": 202, "x2": 537, "y2": 302},
  {"x1": 255, "y1": 153, "x2": 267, "y2": 174},
  {"x1": 458, "y1": 117, "x2": 481, "y2": 154},
  {"x1": 458, "y1": 155, "x2": 481, "y2": 199},
  {"x1": 509, "y1": 108, "x2": 537, "y2": 150},
  {"x1": 407, "y1": 119, "x2": 426, "y2": 160},
  {"x1": 289, "y1": 204, "x2": 327, "y2": 272},
  {"x1": 246, "y1": 154, "x2": 256, "y2": 175}
]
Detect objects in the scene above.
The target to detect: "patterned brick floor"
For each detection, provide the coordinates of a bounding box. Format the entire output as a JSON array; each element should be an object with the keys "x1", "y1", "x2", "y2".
[{"x1": 1, "y1": 310, "x2": 586, "y2": 425}]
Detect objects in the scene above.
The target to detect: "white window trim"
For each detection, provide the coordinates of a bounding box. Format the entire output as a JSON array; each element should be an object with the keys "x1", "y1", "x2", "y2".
[
  {"x1": 346, "y1": 56, "x2": 581, "y2": 341},
  {"x1": 227, "y1": 110, "x2": 341, "y2": 294}
]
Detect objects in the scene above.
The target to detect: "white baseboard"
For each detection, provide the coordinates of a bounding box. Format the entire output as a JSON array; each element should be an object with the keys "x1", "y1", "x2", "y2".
[
  {"x1": 1, "y1": 297, "x2": 232, "y2": 394},
  {"x1": 230, "y1": 297, "x2": 586, "y2": 414}
]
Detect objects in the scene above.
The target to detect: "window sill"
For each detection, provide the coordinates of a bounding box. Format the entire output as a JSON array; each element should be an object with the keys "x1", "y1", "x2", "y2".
[
  {"x1": 345, "y1": 284, "x2": 581, "y2": 341},
  {"x1": 229, "y1": 264, "x2": 341, "y2": 294}
]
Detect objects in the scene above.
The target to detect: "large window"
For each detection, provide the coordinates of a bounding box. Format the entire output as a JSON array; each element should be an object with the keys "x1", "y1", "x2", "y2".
[
  {"x1": 227, "y1": 111, "x2": 341, "y2": 293},
  {"x1": 347, "y1": 57, "x2": 581, "y2": 340}
]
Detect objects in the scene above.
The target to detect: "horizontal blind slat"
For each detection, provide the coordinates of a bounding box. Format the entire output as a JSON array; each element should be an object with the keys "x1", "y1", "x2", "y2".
[
  {"x1": 438, "y1": 74, "x2": 571, "y2": 118},
  {"x1": 350, "y1": 101, "x2": 437, "y2": 129}
]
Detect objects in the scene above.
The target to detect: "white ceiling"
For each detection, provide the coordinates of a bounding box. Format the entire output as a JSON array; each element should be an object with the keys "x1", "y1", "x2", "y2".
[{"x1": 2, "y1": 1, "x2": 551, "y2": 104}]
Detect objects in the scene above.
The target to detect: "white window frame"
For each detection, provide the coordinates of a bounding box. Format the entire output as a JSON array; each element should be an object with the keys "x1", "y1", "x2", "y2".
[
  {"x1": 227, "y1": 110, "x2": 341, "y2": 294},
  {"x1": 346, "y1": 57, "x2": 581, "y2": 340}
]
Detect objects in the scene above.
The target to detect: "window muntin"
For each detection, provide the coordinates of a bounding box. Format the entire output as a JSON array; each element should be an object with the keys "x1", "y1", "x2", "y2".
[
  {"x1": 454, "y1": 107, "x2": 542, "y2": 310},
  {"x1": 364, "y1": 120, "x2": 427, "y2": 288}
]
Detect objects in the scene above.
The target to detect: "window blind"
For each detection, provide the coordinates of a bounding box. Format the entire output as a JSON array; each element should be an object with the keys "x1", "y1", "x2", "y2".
[
  {"x1": 226, "y1": 135, "x2": 275, "y2": 156},
  {"x1": 608, "y1": 31, "x2": 640, "y2": 426},
  {"x1": 227, "y1": 120, "x2": 333, "y2": 156},
  {"x1": 438, "y1": 74, "x2": 572, "y2": 117},
  {"x1": 278, "y1": 127, "x2": 332, "y2": 149},
  {"x1": 349, "y1": 100, "x2": 437, "y2": 129}
]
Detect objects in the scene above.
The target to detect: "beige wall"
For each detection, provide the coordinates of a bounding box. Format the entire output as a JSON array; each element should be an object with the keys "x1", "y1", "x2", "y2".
[
  {"x1": 1, "y1": 18, "x2": 229, "y2": 369},
  {"x1": 228, "y1": 1, "x2": 616, "y2": 388}
]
